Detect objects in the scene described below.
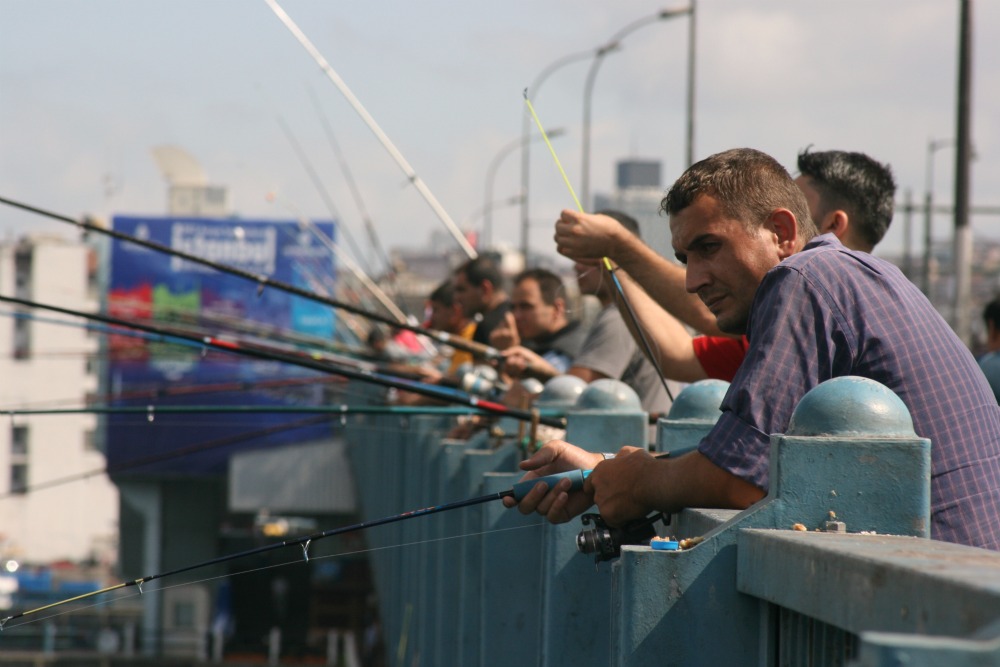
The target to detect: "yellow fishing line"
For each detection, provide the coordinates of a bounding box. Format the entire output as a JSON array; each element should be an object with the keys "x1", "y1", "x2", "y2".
[
  {"x1": 523, "y1": 90, "x2": 584, "y2": 213},
  {"x1": 524, "y1": 90, "x2": 674, "y2": 401}
]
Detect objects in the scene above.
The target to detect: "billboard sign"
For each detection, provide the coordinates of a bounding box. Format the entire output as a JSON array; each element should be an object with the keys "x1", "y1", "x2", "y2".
[{"x1": 106, "y1": 216, "x2": 338, "y2": 476}]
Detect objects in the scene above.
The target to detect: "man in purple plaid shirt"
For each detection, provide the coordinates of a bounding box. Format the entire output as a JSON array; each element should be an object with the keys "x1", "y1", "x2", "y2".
[{"x1": 508, "y1": 147, "x2": 1000, "y2": 550}]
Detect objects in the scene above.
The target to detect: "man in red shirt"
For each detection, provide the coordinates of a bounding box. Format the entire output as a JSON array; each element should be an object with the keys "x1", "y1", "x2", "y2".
[{"x1": 554, "y1": 149, "x2": 896, "y2": 383}]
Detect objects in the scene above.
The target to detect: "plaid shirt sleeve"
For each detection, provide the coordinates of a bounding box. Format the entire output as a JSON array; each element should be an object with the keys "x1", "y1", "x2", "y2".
[
  {"x1": 697, "y1": 262, "x2": 843, "y2": 489},
  {"x1": 696, "y1": 236, "x2": 1000, "y2": 550}
]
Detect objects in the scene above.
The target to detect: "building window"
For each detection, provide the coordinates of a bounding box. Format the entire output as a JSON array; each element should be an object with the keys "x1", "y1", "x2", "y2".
[
  {"x1": 9, "y1": 465, "x2": 27, "y2": 495},
  {"x1": 13, "y1": 248, "x2": 32, "y2": 360},
  {"x1": 10, "y1": 425, "x2": 28, "y2": 495},
  {"x1": 11, "y1": 426, "x2": 28, "y2": 456},
  {"x1": 12, "y1": 317, "x2": 30, "y2": 360},
  {"x1": 84, "y1": 429, "x2": 97, "y2": 452}
]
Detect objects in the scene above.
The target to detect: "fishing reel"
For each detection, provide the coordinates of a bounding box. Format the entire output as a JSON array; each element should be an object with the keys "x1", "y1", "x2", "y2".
[
  {"x1": 576, "y1": 512, "x2": 664, "y2": 563},
  {"x1": 458, "y1": 363, "x2": 509, "y2": 398}
]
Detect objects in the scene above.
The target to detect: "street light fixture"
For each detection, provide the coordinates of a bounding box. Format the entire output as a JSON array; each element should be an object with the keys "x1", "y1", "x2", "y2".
[
  {"x1": 580, "y1": 5, "x2": 693, "y2": 211},
  {"x1": 485, "y1": 128, "x2": 565, "y2": 249}
]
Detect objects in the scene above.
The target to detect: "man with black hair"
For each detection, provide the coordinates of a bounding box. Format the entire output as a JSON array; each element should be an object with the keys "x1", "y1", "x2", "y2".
[
  {"x1": 511, "y1": 147, "x2": 1000, "y2": 551},
  {"x1": 426, "y1": 280, "x2": 475, "y2": 376},
  {"x1": 568, "y1": 210, "x2": 675, "y2": 416},
  {"x1": 795, "y1": 148, "x2": 896, "y2": 253},
  {"x1": 493, "y1": 268, "x2": 586, "y2": 379},
  {"x1": 978, "y1": 296, "x2": 1000, "y2": 402},
  {"x1": 554, "y1": 149, "x2": 897, "y2": 383},
  {"x1": 452, "y1": 254, "x2": 510, "y2": 347}
]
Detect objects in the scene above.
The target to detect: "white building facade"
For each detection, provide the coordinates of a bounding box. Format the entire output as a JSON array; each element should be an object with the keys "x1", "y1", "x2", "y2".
[{"x1": 0, "y1": 236, "x2": 118, "y2": 565}]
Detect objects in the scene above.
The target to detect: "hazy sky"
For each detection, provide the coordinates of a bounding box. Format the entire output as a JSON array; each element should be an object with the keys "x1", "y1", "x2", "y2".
[{"x1": 2, "y1": 1, "x2": 998, "y2": 271}]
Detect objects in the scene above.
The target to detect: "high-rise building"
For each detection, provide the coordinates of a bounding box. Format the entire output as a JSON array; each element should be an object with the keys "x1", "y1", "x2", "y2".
[
  {"x1": 594, "y1": 159, "x2": 672, "y2": 259},
  {"x1": 0, "y1": 236, "x2": 117, "y2": 565}
]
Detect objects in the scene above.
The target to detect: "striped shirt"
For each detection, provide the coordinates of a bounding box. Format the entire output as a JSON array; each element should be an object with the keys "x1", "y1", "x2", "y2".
[{"x1": 699, "y1": 234, "x2": 1000, "y2": 549}]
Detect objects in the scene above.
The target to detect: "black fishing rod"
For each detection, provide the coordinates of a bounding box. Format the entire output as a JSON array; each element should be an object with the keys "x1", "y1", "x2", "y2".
[
  {"x1": 0, "y1": 195, "x2": 500, "y2": 363},
  {"x1": 0, "y1": 469, "x2": 588, "y2": 629},
  {"x1": 0, "y1": 294, "x2": 563, "y2": 428},
  {"x1": 0, "y1": 306, "x2": 438, "y2": 395}
]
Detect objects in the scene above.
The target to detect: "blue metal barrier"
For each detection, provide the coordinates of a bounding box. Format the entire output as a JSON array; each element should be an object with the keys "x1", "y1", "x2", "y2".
[{"x1": 345, "y1": 376, "x2": 1000, "y2": 667}]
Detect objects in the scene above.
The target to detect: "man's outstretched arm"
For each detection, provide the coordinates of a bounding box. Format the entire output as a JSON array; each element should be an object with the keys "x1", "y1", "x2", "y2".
[{"x1": 554, "y1": 209, "x2": 722, "y2": 336}]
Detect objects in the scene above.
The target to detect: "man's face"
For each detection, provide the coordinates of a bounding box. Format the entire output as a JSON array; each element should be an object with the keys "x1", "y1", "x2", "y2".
[
  {"x1": 452, "y1": 271, "x2": 484, "y2": 317},
  {"x1": 574, "y1": 259, "x2": 604, "y2": 296},
  {"x1": 428, "y1": 299, "x2": 462, "y2": 333},
  {"x1": 670, "y1": 195, "x2": 784, "y2": 334},
  {"x1": 511, "y1": 278, "x2": 561, "y2": 341}
]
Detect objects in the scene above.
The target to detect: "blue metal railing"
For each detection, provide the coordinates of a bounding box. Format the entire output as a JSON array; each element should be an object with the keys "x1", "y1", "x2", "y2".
[{"x1": 344, "y1": 377, "x2": 1000, "y2": 667}]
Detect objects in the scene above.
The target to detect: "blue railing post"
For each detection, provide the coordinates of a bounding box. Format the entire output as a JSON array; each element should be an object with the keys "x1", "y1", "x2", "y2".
[
  {"x1": 655, "y1": 379, "x2": 728, "y2": 457},
  {"x1": 540, "y1": 379, "x2": 648, "y2": 667},
  {"x1": 479, "y1": 471, "x2": 544, "y2": 665},
  {"x1": 612, "y1": 376, "x2": 932, "y2": 666},
  {"x1": 456, "y1": 443, "x2": 519, "y2": 666}
]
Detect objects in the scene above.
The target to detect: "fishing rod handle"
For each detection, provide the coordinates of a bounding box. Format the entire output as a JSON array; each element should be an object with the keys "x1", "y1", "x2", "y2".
[{"x1": 511, "y1": 469, "x2": 592, "y2": 502}]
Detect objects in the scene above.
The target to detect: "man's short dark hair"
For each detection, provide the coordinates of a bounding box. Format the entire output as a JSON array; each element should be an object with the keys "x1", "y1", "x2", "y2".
[
  {"x1": 514, "y1": 268, "x2": 565, "y2": 306},
  {"x1": 797, "y1": 148, "x2": 896, "y2": 251},
  {"x1": 595, "y1": 209, "x2": 641, "y2": 239},
  {"x1": 429, "y1": 280, "x2": 455, "y2": 306},
  {"x1": 456, "y1": 255, "x2": 503, "y2": 290},
  {"x1": 661, "y1": 148, "x2": 816, "y2": 239},
  {"x1": 984, "y1": 296, "x2": 1000, "y2": 330}
]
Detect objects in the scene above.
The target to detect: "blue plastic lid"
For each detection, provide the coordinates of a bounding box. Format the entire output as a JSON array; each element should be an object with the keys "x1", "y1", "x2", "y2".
[{"x1": 650, "y1": 539, "x2": 679, "y2": 551}]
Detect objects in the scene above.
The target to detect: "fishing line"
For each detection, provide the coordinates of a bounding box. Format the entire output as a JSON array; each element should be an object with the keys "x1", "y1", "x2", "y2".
[
  {"x1": 0, "y1": 294, "x2": 562, "y2": 426},
  {"x1": 305, "y1": 84, "x2": 394, "y2": 278},
  {"x1": 0, "y1": 196, "x2": 497, "y2": 363},
  {"x1": 0, "y1": 522, "x2": 544, "y2": 632},
  {"x1": 272, "y1": 113, "x2": 370, "y2": 274},
  {"x1": 0, "y1": 465, "x2": 574, "y2": 628},
  {"x1": 0, "y1": 401, "x2": 490, "y2": 502},
  {"x1": 0, "y1": 415, "x2": 331, "y2": 501},
  {"x1": 522, "y1": 92, "x2": 674, "y2": 402},
  {"x1": 262, "y1": 0, "x2": 477, "y2": 260}
]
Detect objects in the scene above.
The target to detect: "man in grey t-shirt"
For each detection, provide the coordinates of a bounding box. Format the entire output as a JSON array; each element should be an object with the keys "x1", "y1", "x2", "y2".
[{"x1": 568, "y1": 211, "x2": 676, "y2": 417}]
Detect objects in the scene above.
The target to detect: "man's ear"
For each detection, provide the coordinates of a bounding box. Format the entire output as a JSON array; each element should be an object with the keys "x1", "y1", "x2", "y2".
[
  {"x1": 767, "y1": 208, "x2": 799, "y2": 258},
  {"x1": 819, "y1": 210, "x2": 849, "y2": 239}
]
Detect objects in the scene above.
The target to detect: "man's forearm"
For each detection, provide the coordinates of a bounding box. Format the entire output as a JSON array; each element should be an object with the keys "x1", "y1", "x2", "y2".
[
  {"x1": 611, "y1": 269, "x2": 708, "y2": 383},
  {"x1": 642, "y1": 451, "x2": 765, "y2": 514}
]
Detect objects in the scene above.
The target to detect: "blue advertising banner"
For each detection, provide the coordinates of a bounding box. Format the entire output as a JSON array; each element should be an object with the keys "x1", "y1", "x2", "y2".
[{"x1": 107, "y1": 216, "x2": 339, "y2": 477}]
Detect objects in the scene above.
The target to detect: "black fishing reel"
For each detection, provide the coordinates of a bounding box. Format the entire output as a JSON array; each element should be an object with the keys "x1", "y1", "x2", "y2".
[
  {"x1": 457, "y1": 363, "x2": 509, "y2": 398},
  {"x1": 576, "y1": 512, "x2": 664, "y2": 563}
]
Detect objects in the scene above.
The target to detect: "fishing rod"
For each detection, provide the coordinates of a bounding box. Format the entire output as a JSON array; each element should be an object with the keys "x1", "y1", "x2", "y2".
[
  {"x1": 306, "y1": 85, "x2": 395, "y2": 279},
  {"x1": 263, "y1": 0, "x2": 477, "y2": 260},
  {"x1": 266, "y1": 132, "x2": 412, "y2": 326},
  {"x1": 266, "y1": 194, "x2": 439, "y2": 357},
  {"x1": 273, "y1": 114, "x2": 370, "y2": 276},
  {"x1": 0, "y1": 306, "x2": 453, "y2": 406},
  {"x1": 522, "y1": 92, "x2": 674, "y2": 402},
  {"x1": 0, "y1": 195, "x2": 500, "y2": 363},
  {"x1": 1, "y1": 404, "x2": 563, "y2": 418},
  {"x1": 0, "y1": 294, "x2": 564, "y2": 428},
  {"x1": 0, "y1": 469, "x2": 588, "y2": 629}
]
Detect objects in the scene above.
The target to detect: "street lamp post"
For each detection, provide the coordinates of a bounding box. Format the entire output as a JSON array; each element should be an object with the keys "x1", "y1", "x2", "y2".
[
  {"x1": 520, "y1": 49, "x2": 601, "y2": 261},
  {"x1": 580, "y1": 5, "x2": 693, "y2": 211},
  {"x1": 486, "y1": 128, "x2": 564, "y2": 249},
  {"x1": 923, "y1": 138, "x2": 956, "y2": 297}
]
